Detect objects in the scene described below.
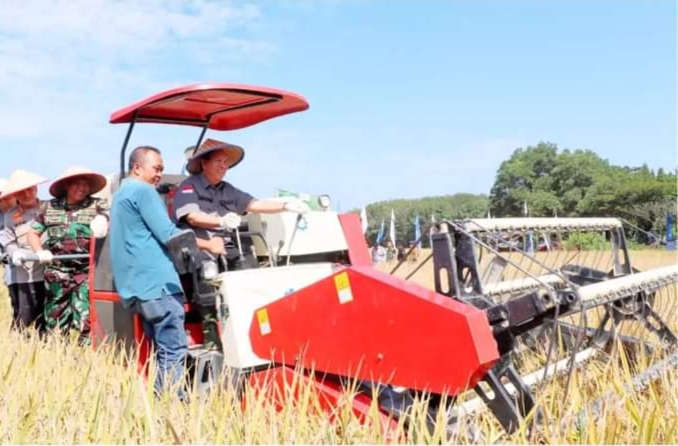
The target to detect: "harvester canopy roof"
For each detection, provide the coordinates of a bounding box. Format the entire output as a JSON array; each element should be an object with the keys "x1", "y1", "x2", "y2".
[{"x1": 109, "y1": 83, "x2": 309, "y2": 130}]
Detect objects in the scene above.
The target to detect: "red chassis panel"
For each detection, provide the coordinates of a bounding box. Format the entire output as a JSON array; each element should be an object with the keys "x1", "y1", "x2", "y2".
[
  {"x1": 86, "y1": 238, "x2": 204, "y2": 371},
  {"x1": 338, "y1": 212, "x2": 372, "y2": 267},
  {"x1": 249, "y1": 266, "x2": 499, "y2": 396},
  {"x1": 248, "y1": 366, "x2": 400, "y2": 439}
]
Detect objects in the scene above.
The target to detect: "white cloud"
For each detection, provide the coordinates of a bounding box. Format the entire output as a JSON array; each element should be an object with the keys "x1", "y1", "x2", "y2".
[
  {"x1": 0, "y1": 0, "x2": 276, "y2": 172},
  {"x1": 0, "y1": 1, "x2": 264, "y2": 53},
  {"x1": 0, "y1": 1, "x2": 520, "y2": 209}
]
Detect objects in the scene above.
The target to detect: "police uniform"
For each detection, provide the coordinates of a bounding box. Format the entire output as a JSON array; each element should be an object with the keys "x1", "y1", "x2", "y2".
[
  {"x1": 173, "y1": 173, "x2": 254, "y2": 350},
  {"x1": 31, "y1": 196, "x2": 109, "y2": 340}
]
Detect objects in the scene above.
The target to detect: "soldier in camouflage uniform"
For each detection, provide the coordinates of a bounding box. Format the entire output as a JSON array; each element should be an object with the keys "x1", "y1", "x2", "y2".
[{"x1": 27, "y1": 166, "x2": 109, "y2": 342}]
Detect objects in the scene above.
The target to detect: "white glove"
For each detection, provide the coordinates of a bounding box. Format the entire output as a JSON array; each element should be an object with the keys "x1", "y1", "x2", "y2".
[
  {"x1": 283, "y1": 199, "x2": 311, "y2": 215},
  {"x1": 36, "y1": 250, "x2": 54, "y2": 264},
  {"x1": 11, "y1": 251, "x2": 28, "y2": 266},
  {"x1": 90, "y1": 215, "x2": 109, "y2": 238},
  {"x1": 219, "y1": 212, "x2": 242, "y2": 230}
]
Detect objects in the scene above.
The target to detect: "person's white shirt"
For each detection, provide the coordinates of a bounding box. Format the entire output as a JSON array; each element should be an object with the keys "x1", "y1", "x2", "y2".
[{"x1": 372, "y1": 245, "x2": 386, "y2": 264}]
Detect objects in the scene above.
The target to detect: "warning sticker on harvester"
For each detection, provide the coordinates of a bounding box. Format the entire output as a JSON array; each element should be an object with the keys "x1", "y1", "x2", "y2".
[
  {"x1": 257, "y1": 308, "x2": 271, "y2": 336},
  {"x1": 334, "y1": 271, "x2": 353, "y2": 304}
]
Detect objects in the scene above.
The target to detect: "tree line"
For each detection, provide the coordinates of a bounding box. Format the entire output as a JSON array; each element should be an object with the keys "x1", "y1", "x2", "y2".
[
  {"x1": 361, "y1": 193, "x2": 489, "y2": 246},
  {"x1": 357, "y1": 142, "x2": 676, "y2": 245}
]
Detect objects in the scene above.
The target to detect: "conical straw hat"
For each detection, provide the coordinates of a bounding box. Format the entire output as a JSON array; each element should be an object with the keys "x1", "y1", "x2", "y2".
[
  {"x1": 185, "y1": 138, "x2": 245, "y2": 175},
  {"x1": 1, "y1": 169, "x2": 48, "y2": 198},
  {"x1": 49, "y1": 165, "x2": 107, "y2": 198}
]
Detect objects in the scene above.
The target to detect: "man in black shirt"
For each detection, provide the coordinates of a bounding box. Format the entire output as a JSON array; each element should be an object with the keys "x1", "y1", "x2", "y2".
[{"x1": 174, "y1": 138, "x2": 309, "y2": 350}]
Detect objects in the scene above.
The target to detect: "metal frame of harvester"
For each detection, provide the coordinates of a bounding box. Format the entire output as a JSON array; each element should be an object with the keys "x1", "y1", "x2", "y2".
[{"x1": 85, "y1": 83, "x2": 678, "y2": 438}]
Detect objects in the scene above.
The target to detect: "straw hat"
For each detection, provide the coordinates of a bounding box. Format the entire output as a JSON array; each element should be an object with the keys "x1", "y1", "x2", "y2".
[
  {"x1": 49, "y1": 166, "x2": 107, "y2": 198},
  {"x1": 185, "y1": 138, "x2": 245, "y2": 175},
  {"x1": 1, "y1": 169, "x2": 48, "y2": 198},
  {"x1": 184, "y1": 145, "x2": 195, "y2": 161}
]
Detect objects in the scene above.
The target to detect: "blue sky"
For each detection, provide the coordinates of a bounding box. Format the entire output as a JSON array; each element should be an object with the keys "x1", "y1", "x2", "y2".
[{"x1": 0, "y1": 0, "x2": 675, "y2": 211}]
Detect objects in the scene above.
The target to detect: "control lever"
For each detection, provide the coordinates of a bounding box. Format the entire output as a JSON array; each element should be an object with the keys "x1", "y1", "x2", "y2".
[
  {"x1": 234, "y1": 227, "x2": 245, "y2": 263},
  {"x1": 285, "y1": 214, "x2": 305, "y2": 267},
  {"x1": 12, "y1": 253, "x2": 90, "y2": 263}
]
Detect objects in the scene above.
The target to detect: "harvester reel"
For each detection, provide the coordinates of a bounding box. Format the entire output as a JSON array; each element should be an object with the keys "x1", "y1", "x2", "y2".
[{"x1": 410, "y1": 217, "x2": 678, "y2": 435}]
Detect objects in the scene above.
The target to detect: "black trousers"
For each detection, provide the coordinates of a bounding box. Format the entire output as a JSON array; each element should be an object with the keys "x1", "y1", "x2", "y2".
[
  {"x1": 192, "y1": 251, "x2": 248, "y2": 306},
  {"x1": 191, "y1": 253, "x2": 248, "y2": 350},
  {"x1": 9, "y1": 282, "x2": 46, "y2": 331}
]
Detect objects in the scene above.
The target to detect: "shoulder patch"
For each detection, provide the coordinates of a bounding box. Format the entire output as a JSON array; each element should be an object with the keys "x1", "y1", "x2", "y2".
[{"x1": 180, "y1": 185, "x2": 195, "y2": 194}]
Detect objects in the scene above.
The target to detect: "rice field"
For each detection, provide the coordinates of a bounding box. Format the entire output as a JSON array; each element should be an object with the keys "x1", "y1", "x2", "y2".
[{"x1": 0, "y1": 250, "x2": 677, "y2": 444}]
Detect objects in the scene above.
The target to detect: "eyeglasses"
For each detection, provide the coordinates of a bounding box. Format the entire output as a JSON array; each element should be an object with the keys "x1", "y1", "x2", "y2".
[{"x1": 208, "y1": 157, "x2": 231, "y2": 166}]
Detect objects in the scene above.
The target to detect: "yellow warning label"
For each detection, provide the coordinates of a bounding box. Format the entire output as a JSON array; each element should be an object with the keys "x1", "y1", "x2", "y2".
[
  {"x1": 257, "y1": 308, "x2": 271, "y2": 336},
  {"x1": 334, "y1": 271, "x2": 353, "y2": 304},
  {"x1": 334, "y1": 271, "x2": 349, "y2": 290}
]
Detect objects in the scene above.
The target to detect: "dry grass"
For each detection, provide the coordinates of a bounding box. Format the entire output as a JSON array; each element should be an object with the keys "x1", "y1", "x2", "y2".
[{"x1": 0, "y1": 252, "x2": 677, "y2": 444}]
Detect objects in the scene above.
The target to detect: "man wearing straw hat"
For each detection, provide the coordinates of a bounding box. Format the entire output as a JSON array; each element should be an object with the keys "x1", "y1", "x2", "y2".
[
  {"x1": 3, "y1": 169, "x2": 48, "y2": 331},
  {"x1": 174, "y1": 138, "x2": 310, "y2": 350},
  {"x1": 27, "y1": 166, "x2": 109, "y2": 342}
]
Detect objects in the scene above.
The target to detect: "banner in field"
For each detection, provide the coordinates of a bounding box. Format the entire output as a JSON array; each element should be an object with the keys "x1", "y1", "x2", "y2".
[
  {"x1": 414, "y1": 213, "x2": 421, "y2": 247},
  {"x1": 360, "y1": 206, "x2": 368, "y2": 234},
  {"x1": 376, "y1": 218, "x2": 385, "y2": 244},
  {"x1": 389, "y1": 209, "x2": 396, "y2": 246},
  {"x1": 668, "y1": 213, "x2": 676, "y2": 251}
]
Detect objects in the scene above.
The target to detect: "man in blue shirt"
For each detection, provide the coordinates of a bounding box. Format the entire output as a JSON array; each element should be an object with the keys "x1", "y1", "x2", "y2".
[{"x1": 109, "y1": 145, "x2": 221, "y2": 400}]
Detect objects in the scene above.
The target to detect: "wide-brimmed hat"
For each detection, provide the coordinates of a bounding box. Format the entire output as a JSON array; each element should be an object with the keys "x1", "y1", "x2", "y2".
[
  {"x1": 49, "y1": 166, "x2": 107, "y2": 198},
  {"x1": 185, "y1": 138, "x2": 245, "y2": 175},
  {"x1": 1, "y1": 169, "x2": 48, "y2": 198}
]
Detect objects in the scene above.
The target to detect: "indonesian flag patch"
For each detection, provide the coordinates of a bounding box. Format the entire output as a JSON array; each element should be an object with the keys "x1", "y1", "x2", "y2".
[{"x1": 180, "y1": 185, "x2": 195, "y2": 194}]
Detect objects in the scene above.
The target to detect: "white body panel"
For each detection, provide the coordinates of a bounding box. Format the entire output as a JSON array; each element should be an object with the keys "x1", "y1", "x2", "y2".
[
  {"x1": 216, "y1": 263, "x2": 335, "y2": 369},
  {"x1": 246, "y1": 210, "x2": 348, "y2": 256}
]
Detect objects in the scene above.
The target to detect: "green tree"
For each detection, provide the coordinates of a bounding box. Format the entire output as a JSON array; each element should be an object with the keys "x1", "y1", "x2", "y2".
[
  {"x1": 489, "y1": 142, "x2": 560, "y2": 216},
  {"x1": 489, "y1": 141, "x2": 676, "y2": 242},
  {"x1": 354, "y1": 143, "x2": 675, "y2": 247},
  {"x1": 578, "y1": 167, "x2": 677, "y2": 238},
  {"x1": 550, "y1": 149, "x2": 609, "y2": 215}
]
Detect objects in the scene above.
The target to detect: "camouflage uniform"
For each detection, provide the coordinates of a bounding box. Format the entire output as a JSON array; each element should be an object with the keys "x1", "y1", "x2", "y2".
[{"x1": 31, "y1": 196, "x2": 109, "y2": 340}]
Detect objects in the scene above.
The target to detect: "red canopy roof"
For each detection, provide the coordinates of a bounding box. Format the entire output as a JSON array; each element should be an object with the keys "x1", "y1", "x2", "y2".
[{"x1": 109, "y1": 83, "x2": 309, "y2": 130}]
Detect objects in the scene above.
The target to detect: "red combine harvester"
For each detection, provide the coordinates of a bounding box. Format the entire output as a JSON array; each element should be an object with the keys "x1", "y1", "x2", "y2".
[{"x1": 86, "y1": 83, "x2": 678, "y2": 435}]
